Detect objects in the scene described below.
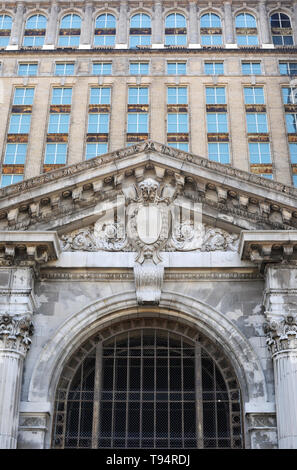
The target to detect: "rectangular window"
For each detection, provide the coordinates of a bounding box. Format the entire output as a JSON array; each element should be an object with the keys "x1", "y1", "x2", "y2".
[
  {"x1": 128, "y1": 87, "x2": 149, "y2": 105},
  {"x1": 279, "y1": 62, "x2": 297, "y2": 76},
  {"x1": 167, "y1": 62, "x2": 186, "y2": 75},
  {"x1": 167, "y1": 87, "x2": 187, "y2": 104},
  {"x1": 293, "y1": 175, "x2": 297, "y2": 186},
  {"x1": 86, "y1": 143, "x2": 108, "y2": 160},
  {"x1": 127, "y1": 113, "x2": 148, "y2": 133},
  {"x1": 51, "y1": 88, "x2": 72, "y2": 105},
  {"x1": 17, "y1": 63, "x2": 37, "y2": 76},
  {"x1": 205, "y1": 87, "x2": 226, "y2": 104},
  {"x1": 44, "y1": 143, "x2": 68, "y2": 164},
  {"x1": 4, "y1": 143, "x2": 27, "y2": 164},
  {"x1": 0, "y1": 174, "x2": 23, "y2": 188},
  {"x1": 208, "y1": 143, "x2": 230, "y2": 164},
  {"x1": 244, "y1": 87, "x2": 265, "y2": 104},
  {"x1": 8, "y1": 114, "x2": 31, "y2": 134},
  {"x1": 13, "y1": 88, "x2": 34, "y2": 105},
  {"x1": 130, "y1": 62, "x2": 149, "y2": 75},
  {"x1": 285, "y1": 114, "x2": 297, "y2": 133},
  {"x1": 206, "y1": 113, "x2": 228, "y2": 133},
  {"x1": 204, "y1": 62, "x2": 224, "y2": 75},
  {"x1": 92, "y1": 62, "x2": 112, "y2": 75},
  {"x1": 242, "y1": 62, "x2": 261, "y2": 75},
  {"x1": 55, "y1": 63, "x2": 75, "y2": 76},
  {"x1": 47, "y1": 114, "x2": 70, "y2": 133},
  {"x1": 282, "y1": 87, "x2": 297, "y2": 104},
  {"x1": 289, "y1": 143, "x2": 297, "y2": 163},
  {"x1": 90, "y1": 87, "x2": 111, "y2": 105},
  {"x1": 88, "y1": 113, "x2": 109, "y2": 133},
  {"x1": 246, "y1": 113, "x2": 268, "y2": 133},
  {"x1": 167, "y1": 114, "x2": 188, "y2": 133},
  {"x1": 248, "y1": 143, "x2": 271, "y2": 164},
  {"x1": 168, "y1": 142, "x2": 189, "y2": 151}
]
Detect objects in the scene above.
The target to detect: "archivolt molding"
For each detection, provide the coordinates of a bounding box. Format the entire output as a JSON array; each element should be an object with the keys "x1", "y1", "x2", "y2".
[{"x1": 28, "y1": 290, "x2": 268, "y2": 410}]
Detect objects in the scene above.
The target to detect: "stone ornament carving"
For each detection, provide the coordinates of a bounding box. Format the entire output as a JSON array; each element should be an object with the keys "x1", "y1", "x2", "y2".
[
  {"x1": 0, "y1": 314, "x2": 34, "y2": 355},
  {"x1": 134, "y1": 257, "x2": 164, "y2": 304},
  {"x1": 264, "y1": 315, "x2": 297, "y2": 355}
]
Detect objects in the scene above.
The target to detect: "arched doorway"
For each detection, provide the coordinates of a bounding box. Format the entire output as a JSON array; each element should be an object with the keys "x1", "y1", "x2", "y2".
[{"x1": 52, "y1": 319, "x2": 243, "y2": 449}]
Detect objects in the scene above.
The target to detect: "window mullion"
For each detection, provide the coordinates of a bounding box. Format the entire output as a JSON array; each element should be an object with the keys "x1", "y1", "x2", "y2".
[
  {"x1": 195, "y1": 341, "x2": 204, "y2": 448},
  {"x1": 91, "y1": 342, "x2": 102, "y2": 448}
]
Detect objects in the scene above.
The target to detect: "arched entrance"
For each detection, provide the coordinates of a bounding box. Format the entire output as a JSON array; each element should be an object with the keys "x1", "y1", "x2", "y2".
[{"x1": 51, "y1": 317, "x2": 243, "y2": 449}]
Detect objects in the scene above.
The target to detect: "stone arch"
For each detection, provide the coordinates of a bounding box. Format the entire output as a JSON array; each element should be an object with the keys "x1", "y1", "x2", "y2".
[{"x1": 28, "y1": 290, "x2": 268, "y2": 414}]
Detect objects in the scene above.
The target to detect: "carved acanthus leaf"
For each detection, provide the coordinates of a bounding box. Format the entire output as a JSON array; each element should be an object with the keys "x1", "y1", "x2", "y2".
[{"x1": 0, "y1": 314, "x2": 34, "y2": 355}]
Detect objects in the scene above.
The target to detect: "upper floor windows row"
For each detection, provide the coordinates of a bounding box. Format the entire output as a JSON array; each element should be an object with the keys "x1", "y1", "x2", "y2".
[{"x1": 0, "y1": 11, "x2": 294, "y2": 48}]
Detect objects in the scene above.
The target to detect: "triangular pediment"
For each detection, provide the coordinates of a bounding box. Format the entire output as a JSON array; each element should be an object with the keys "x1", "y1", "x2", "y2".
[{"x1": 0, "y1": 140, "x2": 296, "y2": 238}]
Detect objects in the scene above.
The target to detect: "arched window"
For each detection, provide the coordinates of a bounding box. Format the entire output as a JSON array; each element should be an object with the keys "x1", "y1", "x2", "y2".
[
  {"x1": 23, "y1": 14, "x2": 47, "y2": 47},
  {"x1": 0, "y1": 14, "x2": 12, "y2": 47},
  {"x1": 129, "y1": 13, "x2": 151, "y2": 48},
  {"x1": 235, "y1": 13, "x2": 258, "y2": 45},
  {"x1": 52, "y1": 327, "x2": 243, "y2": 449},
  {"x1": 165, "y1": 13, "x2": 187, "y2": 46},
  {"x1": 94, "y1": 14, "x2": 116, "y2": 46},
  {"x1": 270, "y1": 12, "x2": 293, "y2": 46},
  {"x1": 200, "y1": 13, "x2": 222, "y2": 46},
  {"x1": 58, "y1": 14, "x2": 81, "y2": 47}
]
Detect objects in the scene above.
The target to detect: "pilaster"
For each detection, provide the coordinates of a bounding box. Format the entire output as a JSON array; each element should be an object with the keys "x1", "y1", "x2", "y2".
[
  {"x1": 116, "y1": 0, "x2": 128, "y2": 47},
  {"x1": 152, "y1": 0, "x2": 163, "y2": 46},
  {"x1": 44, "y1": 2, "x2": 59, "y2": 47},
  {"x1": 9, "y1": 2, "x2": 24, "y2": 47},
  {"x1": 224, "y1": 1, "x2": 235, "y2": 45},
  {"x1": 188, "y1": 2, "x2": 199, "y2": 47},
  {"x1": 258, "y1": 1, "x2": 272, "y2": 45},
  {"x1": 80, "y1": 3, "x2": 93, "y2": 47}
]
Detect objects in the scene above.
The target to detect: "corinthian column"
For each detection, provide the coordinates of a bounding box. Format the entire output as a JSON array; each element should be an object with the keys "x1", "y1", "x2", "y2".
[
  {"x1": 0, "y1": 315, "x2": 34, "y2": 448},
  {"x1": 265, "y1": 316, "x2": 297, "y2": 448}
]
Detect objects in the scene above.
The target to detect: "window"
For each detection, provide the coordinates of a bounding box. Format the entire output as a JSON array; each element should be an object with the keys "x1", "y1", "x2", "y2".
[
  {"x1": 44, "y1": 143, "x2": 67, "y2": 164},
  {"x1": 236, "y1": 13, "x2": 258, "y2": 45},
  {"x1": 208, "y1": 143, "x2": 230, "y2": 164},
  {"x1": 270, "y1": 13, "x2": 293, "y2": 46},
  {"x1": 58, "y1": 14, "x2": 81, "y2": 47},
  {"x1": 286, "y1": 114, "x2": 297, "y2": 133},
  {"x1": 293, "y1": 175, "x2": 297, "y2": 186},
  {"x1": 13, "y1": 88, "x2": 34, "y2": 105},
  {"x1": 206, "y1": 113, "x2": 228, "y2": 133},
  {"x1": 167, "y1": 113, "x2": 188, "y2": 133},
  {"x1": 0, "y1": 14, "x2": 12, "y2": 47},
  {"x1": 205, "y1": 87, "x2": 226, "y2": 104},
  {"x1": 242, "y1": 62, "x2": 261, "y2": 75},
  {"x1": 88, "y1": 114, "x2": 109, "y2": 133},
  {"x1": 129, "y1": 13, "x2": 151, "y2": 48},
  {"x1": 51, "y1": 88, "x2": 72, "y2": 105},
  {"x1": 204, "y1": 62, "x2": 224, "y2": 75},
  {"x1": 279, "y1": 62, "x2": 297, "y2": 76},
  {"x1": 243, "y1": 87, "x2": 265, "y2": 104},
  {"x1": 248, "y1": 143, "x2": 271, "y2": 163},
  {"x1": 86, "y1": 143, "x2": 108, "y2": 160},
  {"x1": 167, "y1": 87, "x2": 187, "y2": 104},
  {"x1": 246, "y1": 113, "x2": 268, "y2": 133},
  {"x1": 168, "y1": 142, "x2": 189, "y2": 151},
  {"x1": 289, "y1": 144, "x2": 297, "y2": 164},
  {"x1": 94, "y1": 14, "x2": 116, "y2": 46},
  {"x1": 165, "y1": 13, "x2": 187, "y2": 46},
  {"x1": 8, "y1": 114, "x2": 31, "y2": 134},
  {"x1": 200, "y1": 13, "x2": 222, "y2": 46},
  {"x1": 90, "y1": 88, "x2": 111, "y2": 105},
  {"x1": 130, "y1": 62, "x2": 149, "y2": 75},
  {"x1": 92, "y1": 62, "x2": 112, "y2": 75},
  {"x1": 17, "y1": 63, "x2": 37, "y2": 76},
  {"x1": 127, "y1": 113, "x2": 148, "y2": 133},
  {"x1": 55, "y1": 63, "x2": 75, "y2": 76},
  {"x1": 1, "y1": 174, "x2": 23, "y2": 187},
  {"x1": 4, "y1": 143, "x2": 27, "y2": 164},
  {"x1": 167, "y1": 62, "x2": 186, "y2": 75},
  {"x1": 282, "y1": 87, "x2": 297, "y2": 104},
  {"x1": 52, "y1": 328, "x2": 243, "y2": 449},
  {"x1": 128, "y1": 87, "x2": 148, "y2": 104},
  {"x1": 48, "y1": 114, "x2": 70, "y2": 133},
  {"x1": 23, "y1": 14, "x2": 47, "y2": 47}
]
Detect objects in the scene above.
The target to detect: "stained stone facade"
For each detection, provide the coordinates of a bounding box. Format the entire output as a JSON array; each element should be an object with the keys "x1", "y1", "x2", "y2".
[{"x1": 1, "y1": 0, "x2": 297, "y2": 450}]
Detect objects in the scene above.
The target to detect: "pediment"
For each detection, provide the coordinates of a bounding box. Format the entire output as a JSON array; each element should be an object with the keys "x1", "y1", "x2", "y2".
[{"x1": 0, "y1": 140, "x2": 297, "y2": 243}]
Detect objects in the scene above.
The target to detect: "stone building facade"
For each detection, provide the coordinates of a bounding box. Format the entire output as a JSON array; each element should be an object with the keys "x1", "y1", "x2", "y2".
[{"x1": 0, "y1": 0, "x2": 297, "y2": 450}]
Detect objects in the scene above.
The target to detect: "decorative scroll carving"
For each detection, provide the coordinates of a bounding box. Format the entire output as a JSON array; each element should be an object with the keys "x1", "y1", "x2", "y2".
[
  {"x1": 0, "y1": 314, "x2": 34, "y2": 355},
  {"x1": 264, "y1": 315, "x2": 297, "y2": 355},
  {"x1": 134, "y1": 257, "x2": 164, "y2": 304}
]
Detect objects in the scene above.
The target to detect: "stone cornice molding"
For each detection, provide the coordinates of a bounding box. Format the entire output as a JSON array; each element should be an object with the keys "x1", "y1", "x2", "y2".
[
  {"x1": 239, "y1": 230, "x2": 297, "y2": 267},
  {"x1": 0, "y1": 314, "x2": 34, "y2": 356},
  {"x1": 264, "y1": 315, "x2": 297, "y2": 356},
  {"x1": 0, "y1": 231, "x2": 61, "y2": 268}
]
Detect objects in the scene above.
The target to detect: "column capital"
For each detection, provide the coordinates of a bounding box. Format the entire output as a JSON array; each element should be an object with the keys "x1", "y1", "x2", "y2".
[
  {"x1": 264, "y1": 315, "x2": 297, "y2": 356},
  {"x1": 0, "y1": 314, "x2": 34, "y2": 356}
]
